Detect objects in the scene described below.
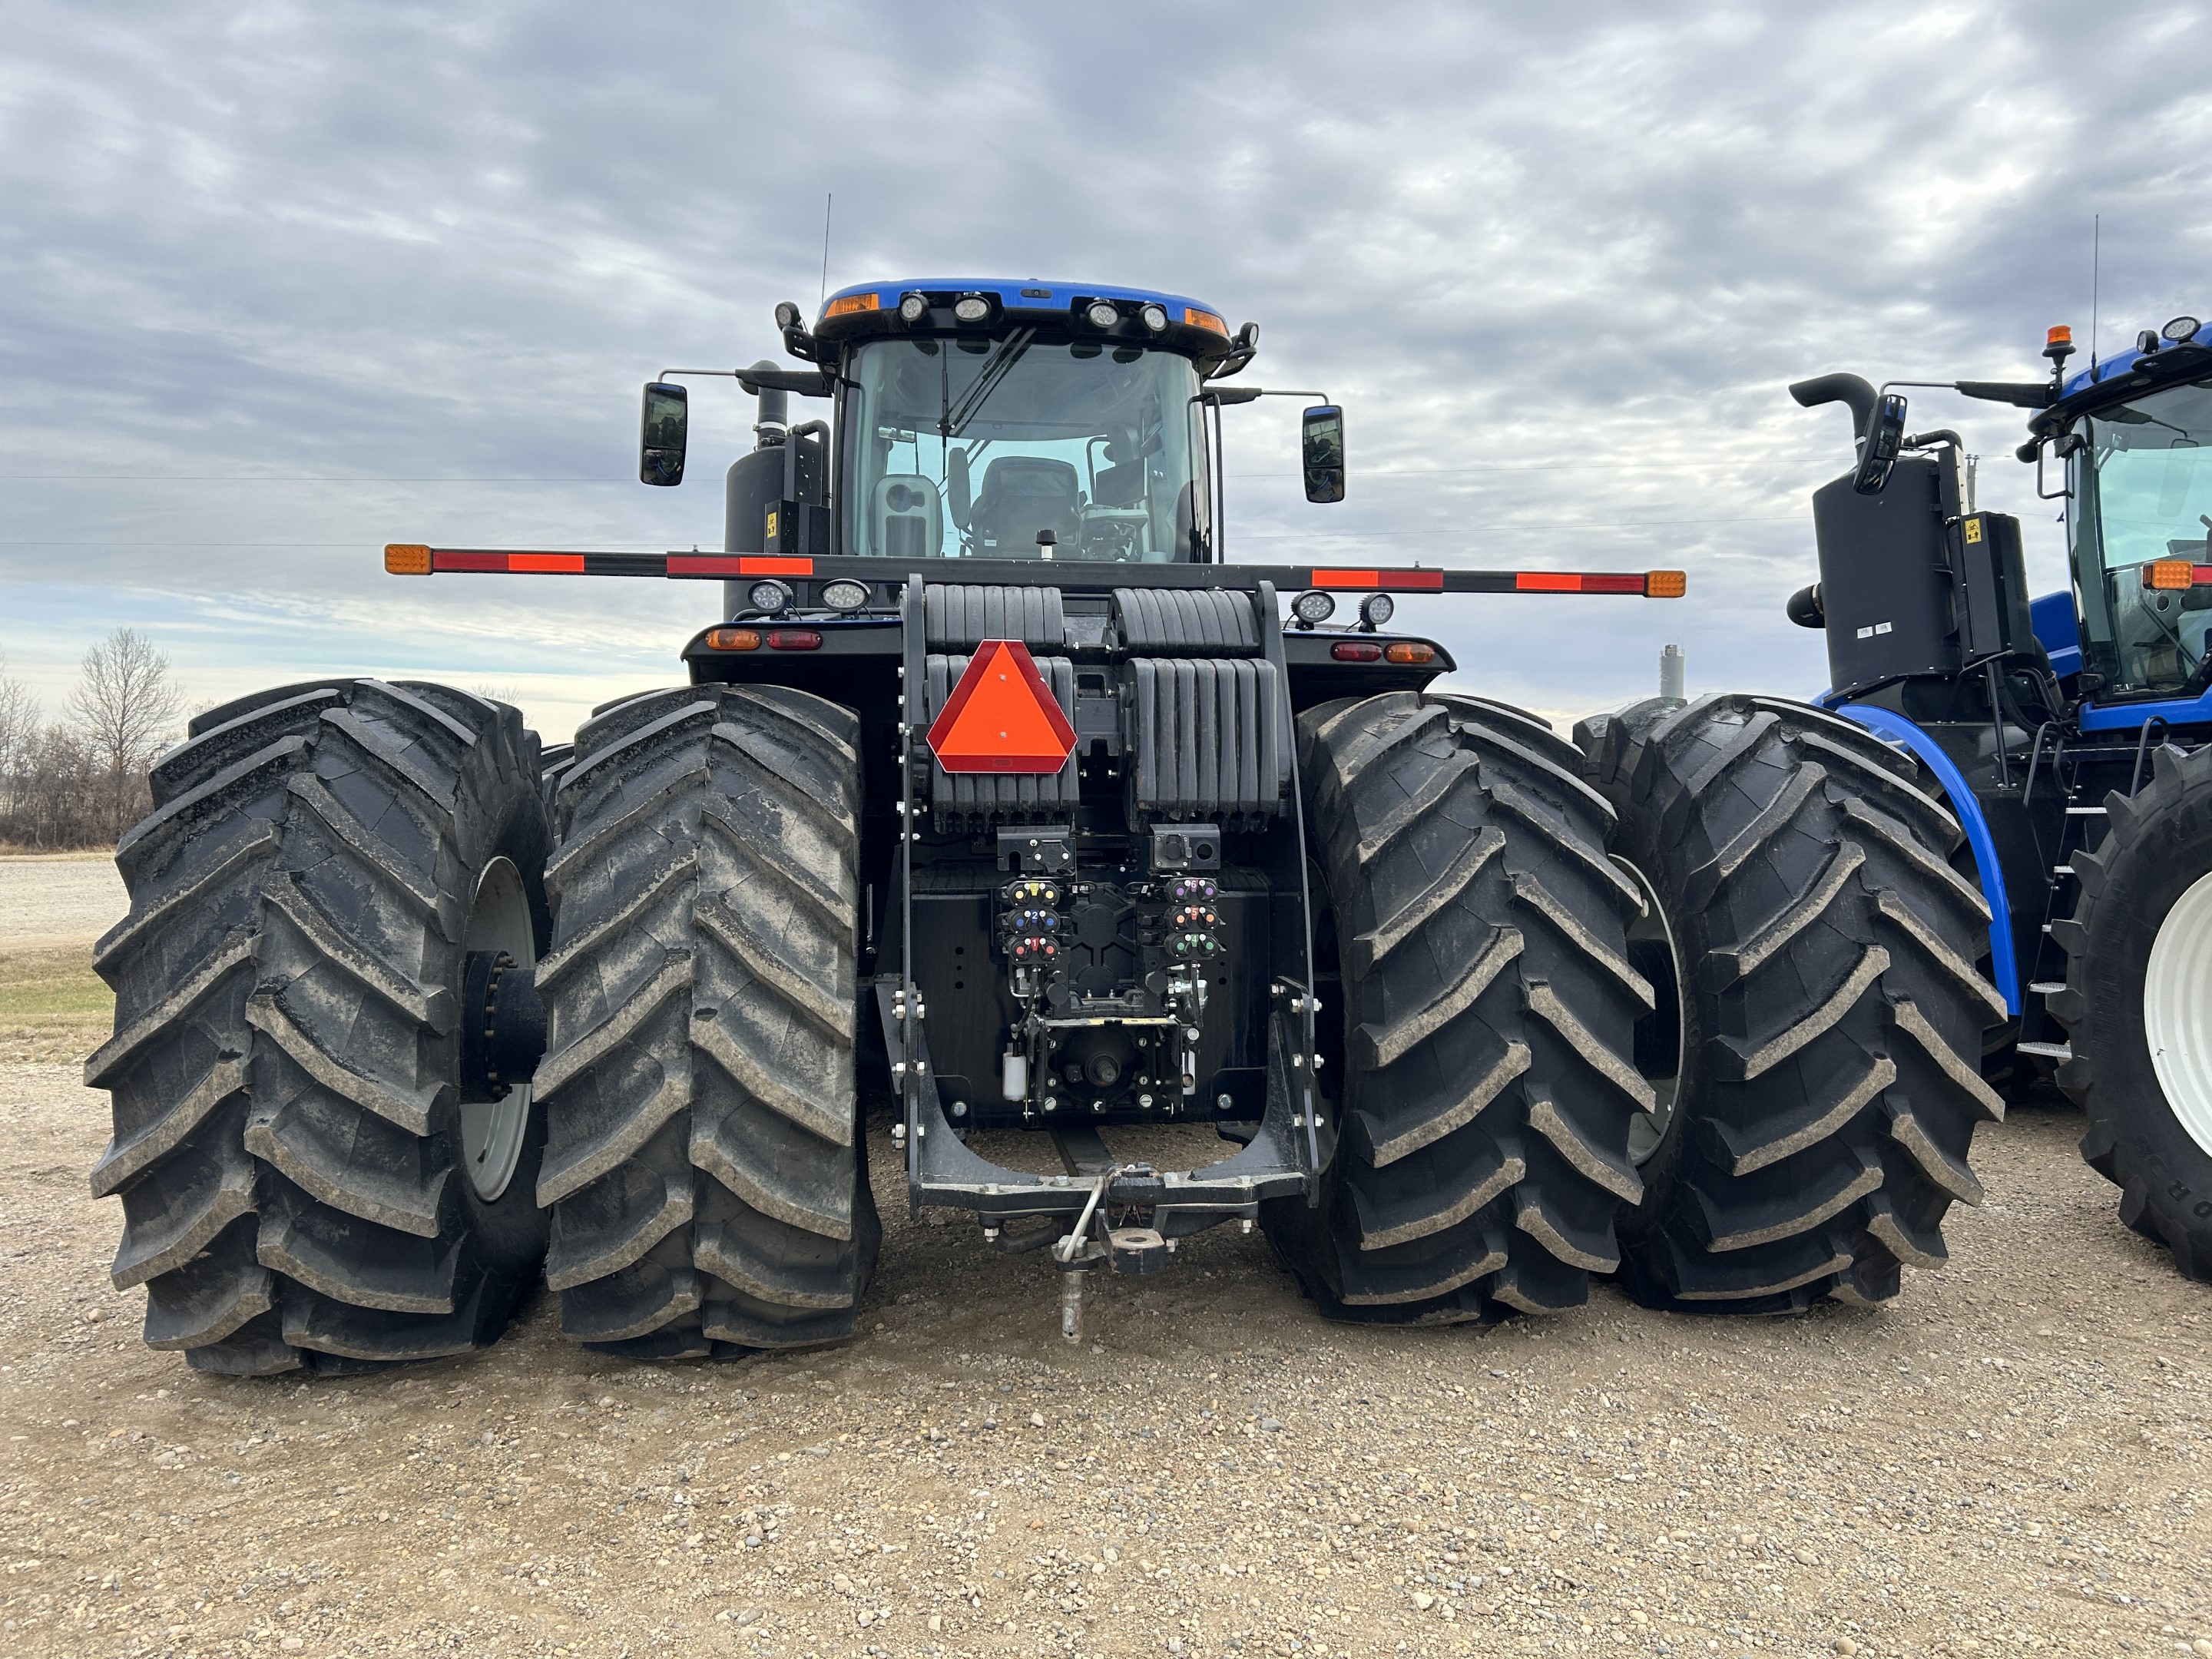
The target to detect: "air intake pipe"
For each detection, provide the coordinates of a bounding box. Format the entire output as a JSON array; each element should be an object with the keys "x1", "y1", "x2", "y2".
[{"x1": 1789, "y1": 373, "x2": 1880, "y2": 442}]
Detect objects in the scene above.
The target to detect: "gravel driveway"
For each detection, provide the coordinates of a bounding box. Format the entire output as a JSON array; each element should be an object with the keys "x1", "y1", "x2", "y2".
[{"x1": 3, "y1": 857, "x2": 2208, "y2": 1658}]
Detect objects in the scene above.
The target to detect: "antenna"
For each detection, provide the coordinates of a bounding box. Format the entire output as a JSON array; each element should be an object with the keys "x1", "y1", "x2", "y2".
[
  {"x1": 819, "y1": 193, "x2": 833, "y2": 310},
  {"x1": 2090, "y1": 214, "x2": 2101, "y2": 384}
]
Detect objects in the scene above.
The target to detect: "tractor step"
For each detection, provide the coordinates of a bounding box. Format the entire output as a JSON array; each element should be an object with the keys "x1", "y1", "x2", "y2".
[
  {"x1": 2015, "y1": 1041, "x2": 2073, "y2": 1061},
  {"x1": 2065, "y1": 806, "x2": 2108, "y2": 815},
  {"x1": 2026, "y1": 981, "x2": 2068, "y2": 995}
]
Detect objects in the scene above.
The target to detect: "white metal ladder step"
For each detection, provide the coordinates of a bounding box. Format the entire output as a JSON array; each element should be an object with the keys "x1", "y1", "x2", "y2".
[
  {"x1": 2015, "y1": 1041, "x2": 2073, "y2": 1061},
  {"x1": 2027, "y1": 980, "x2": 2068, "y2": 995}
]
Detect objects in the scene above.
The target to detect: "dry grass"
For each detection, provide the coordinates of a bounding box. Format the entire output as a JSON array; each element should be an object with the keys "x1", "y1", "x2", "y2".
[{"x1": 0, "y1": 941, "x2": 109, "y2": 1065}]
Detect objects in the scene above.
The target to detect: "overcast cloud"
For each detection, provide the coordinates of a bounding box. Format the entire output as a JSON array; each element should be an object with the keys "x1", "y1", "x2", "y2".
[{"x1": 3, "y1": 1, "x2": 2208, "y2": 736}]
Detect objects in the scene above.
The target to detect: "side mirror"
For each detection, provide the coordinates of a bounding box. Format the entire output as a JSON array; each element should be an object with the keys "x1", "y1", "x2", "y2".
[
  {"x1": 1852, "y1": 391, "x2": 1908, "y2": 495},
  {"x1": 948, "y1": 448, "x2": 973, "y2": 528},
  {"x1": 1302, "y1": 405, "x2": 1346, "y2": 503},
  {"x1": 640, "y1": 381, "x2": 688, "y2": 487}
]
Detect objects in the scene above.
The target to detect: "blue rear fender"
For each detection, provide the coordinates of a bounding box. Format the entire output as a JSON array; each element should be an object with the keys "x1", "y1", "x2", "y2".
[{"x1": 1830, "y1": 704, "x2": 2020, "y2": 1016}]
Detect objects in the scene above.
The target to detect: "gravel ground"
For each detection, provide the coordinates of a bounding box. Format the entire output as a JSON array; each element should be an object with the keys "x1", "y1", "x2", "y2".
[
  {"x1": 0, "y1": 856, "x2": 126, "y2": 949},
  {"x1": 3, "y1": 866, "x2": 2209, "y2": 1658}
]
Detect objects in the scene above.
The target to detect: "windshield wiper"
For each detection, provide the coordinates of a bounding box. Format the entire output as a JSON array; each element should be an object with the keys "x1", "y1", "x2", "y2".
[{"x1": 940, "y1": 329, "x2": 1035, "y2": 439}]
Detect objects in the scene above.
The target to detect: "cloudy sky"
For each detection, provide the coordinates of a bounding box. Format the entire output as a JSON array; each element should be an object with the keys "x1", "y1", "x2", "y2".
[{"x1": 4, "y1": 1, "x2": 2207, "y2": 739}]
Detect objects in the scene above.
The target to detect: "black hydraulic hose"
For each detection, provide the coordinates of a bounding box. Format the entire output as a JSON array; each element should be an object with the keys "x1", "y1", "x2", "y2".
[{"x1": 2129, "y1": 717, "x2": 2171, "y2": 798}]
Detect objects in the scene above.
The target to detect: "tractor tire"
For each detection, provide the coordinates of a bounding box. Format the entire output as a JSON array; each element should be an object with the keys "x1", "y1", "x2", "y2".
[
  {"x1": 87, "y1": 680, "x2": 553, "y2": 1375},
  {"x1": 1577, "y1": 694, "x2": 2005, "y2": 1312},
  {"x1": 2052, "y1": 741, "x2": 2212, "y2": 1282},
  {"x1": 536, "y1": 684, "x2": 877, "y2": 1358},
  {"x1": 1263, "y1": 690, "x2": 1651, "y2": 1323},
  {"x1": 538, "y1": 743, "x2": 575, "y2": 823}
]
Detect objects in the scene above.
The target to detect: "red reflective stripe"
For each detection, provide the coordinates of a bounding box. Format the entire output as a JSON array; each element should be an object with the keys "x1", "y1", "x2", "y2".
[
  {"x1": 1513, "y1": 571, "x2": 1644, "y2": 594},
  {"x1": 1313, "y1": 569, "x2": 1446, "y2": 591},
  {"x1": 2197, "y1": 564, "x2": 2212, "y2": 585},
  {"x1": 435, "y1": 551, "x2": 585, "y2": 573},
  {"x1": 664, "y1": 555, "x2": 815, "y2": 576},
  {"x1": 667, "y1": 553, "x2": 813, "y2": 577}
]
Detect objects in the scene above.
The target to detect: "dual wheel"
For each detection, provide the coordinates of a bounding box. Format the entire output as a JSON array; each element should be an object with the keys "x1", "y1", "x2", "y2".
[
  {"x1": 88, "y1": 677, "x2": 874, "y2": 1373},
  {"x1": 1269, "y1": 690, "x2": 2001, "y2": 1322},
  {"x1": 89, "y1": 680, "x2": 2001, "y2": 1374}
]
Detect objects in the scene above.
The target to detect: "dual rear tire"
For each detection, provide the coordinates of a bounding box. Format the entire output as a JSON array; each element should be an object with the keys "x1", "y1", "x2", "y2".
[
  {"x1": 1267, "y1": 691, "x2": 1652, "y2": 1323},
  {"x1": 89, "y1": 676, "x2": 2008, "y2": 1376},
  {"x1": 88, "y1": 680, "x2": 553, "y2": 1374},
  {"x1": 88, "y1": 676, "x2": 879, "y2": 1372},
  {"x1": 1578, "y1": 694, "x2": 2003, "y2": 1310}
]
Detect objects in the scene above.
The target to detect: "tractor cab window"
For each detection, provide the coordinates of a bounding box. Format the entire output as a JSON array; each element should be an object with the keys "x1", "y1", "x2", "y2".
[
  {"x1": 2073, "y1": 379, "x2": 2212, "y2": 695},
  {"x1": 844, "y1": 337, "x2": 1210, "y2": 561}
]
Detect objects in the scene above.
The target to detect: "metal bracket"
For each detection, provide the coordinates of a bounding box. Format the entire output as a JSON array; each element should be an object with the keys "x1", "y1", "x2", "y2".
[{"x1": 1258, "y1": 578, "x2": 1326, "y2": 1201}]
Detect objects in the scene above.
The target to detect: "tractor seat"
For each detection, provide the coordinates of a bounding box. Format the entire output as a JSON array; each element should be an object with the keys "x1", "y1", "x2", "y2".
[{"x1": 968, "y1": 457, "x2": 1081, "y2": 556}]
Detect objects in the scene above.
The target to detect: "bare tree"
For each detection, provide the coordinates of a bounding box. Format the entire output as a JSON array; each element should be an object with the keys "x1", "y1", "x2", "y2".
[
  {"x1": 69, "y1": 628, "x2": 183, "y2": 841},
  {"x1": 0, "y1": 655, "x2": 37, "y2": 824}
]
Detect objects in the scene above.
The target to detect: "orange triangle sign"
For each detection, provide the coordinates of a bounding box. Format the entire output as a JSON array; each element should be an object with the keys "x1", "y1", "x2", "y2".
[{"x1": 926, "y1": 639, "x2": 1078, "y2": 773}]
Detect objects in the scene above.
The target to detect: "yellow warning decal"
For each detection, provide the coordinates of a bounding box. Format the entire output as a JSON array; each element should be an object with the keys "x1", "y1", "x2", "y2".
[
  {"x1": 1964, "y1": 518, "x2": 1983, "y2": 544},
  {"x1": 765, "y1": 508, "x2": 780, "y2": 541}
]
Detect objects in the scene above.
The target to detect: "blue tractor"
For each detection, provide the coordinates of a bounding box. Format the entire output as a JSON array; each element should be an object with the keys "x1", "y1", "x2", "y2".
[
  {"x1": 1780, "y1": 315, "x2": 2212, "y2": 1283},
  {"x1": 86, "y1": 274, "x2": 2008, "y2": 1376}
]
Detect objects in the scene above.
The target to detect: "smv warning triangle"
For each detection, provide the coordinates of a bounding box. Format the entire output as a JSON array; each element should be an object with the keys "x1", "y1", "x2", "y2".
[{"x1": 926, "y1": 639, "x2": 1077, "y2": 773}]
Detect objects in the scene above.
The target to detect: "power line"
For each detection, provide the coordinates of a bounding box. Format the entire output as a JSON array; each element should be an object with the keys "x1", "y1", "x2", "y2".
[
  {"x1": 0, "y1": 475, "x2": 635, "y2": 483},
  {"x1": 1233, "y1": 513, "x2": 1806, "y2": 539},
  {"x1": 0, "y1": 513, "x2": 1805, "y2": 551}
]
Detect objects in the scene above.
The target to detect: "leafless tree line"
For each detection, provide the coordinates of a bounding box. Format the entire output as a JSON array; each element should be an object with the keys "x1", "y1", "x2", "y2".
[{"x1": 0, "y1": 630, "x2": 184, "y2": 849}]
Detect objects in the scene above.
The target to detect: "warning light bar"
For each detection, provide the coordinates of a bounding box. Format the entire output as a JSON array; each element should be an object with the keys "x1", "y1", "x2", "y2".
[
  {"x1": 2144, "y1": 559, "x2": 2212, "y2": 590},
  {"x1": 383, "y1": 546, "x2": 1687, "y2": 598}
]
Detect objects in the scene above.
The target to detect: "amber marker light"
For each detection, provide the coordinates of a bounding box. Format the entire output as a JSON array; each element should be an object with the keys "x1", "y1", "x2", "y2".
[
  {"x1": 1644, "y1": 570, "x2": 1688, "y2": 598},
  {"x1": 384, "y1": 543, "x2": 432, "y2": 575},
  {"x1": 2144, "y1": 560, "x2": 2212, "y2": 590},
  {"x1": 824, "y1": 292, "x2": 879, "y2": 318},
  {"x1": 1184, "y1": 307, "x2": 1228, "y2": 335},
  {"x1": 705, "y1": 628, "x2": 761, "y2": 651},
  {"x1": 1383, "y1": 642, "x2": 1435, "y2": 664}
]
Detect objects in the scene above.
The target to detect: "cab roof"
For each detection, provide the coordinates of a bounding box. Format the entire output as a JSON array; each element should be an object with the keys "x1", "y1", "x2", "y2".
[
  {"x1": 813, "y1": 277, "x2": 1243, "y2": 369},
  {"x1": 2025, "y1": 315, "x2": 2212, "y2": 434},
  {"x1": 819, "y1": 277, "x2": 1225, "y2": 329}
]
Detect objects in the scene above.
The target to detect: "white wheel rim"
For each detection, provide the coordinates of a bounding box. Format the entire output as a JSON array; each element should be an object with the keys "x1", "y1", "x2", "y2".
[
  {"x1": 460, "y1": 856, "x2": 535, "y2": 1201},
  {"x1": 2144, "y1": 867, "x2": 2212, "y2": 1161}
]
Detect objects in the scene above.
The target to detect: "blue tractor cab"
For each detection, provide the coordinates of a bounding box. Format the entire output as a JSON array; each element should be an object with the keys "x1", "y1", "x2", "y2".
[{"x1": 1789, "y1": 314, "x2": 2212, "y2": 1283}]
